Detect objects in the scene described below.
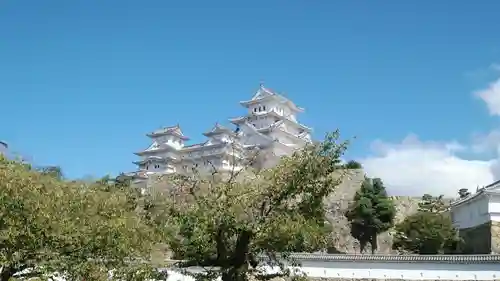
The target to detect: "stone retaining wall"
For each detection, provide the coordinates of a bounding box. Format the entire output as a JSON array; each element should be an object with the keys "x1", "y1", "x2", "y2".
[
  {"x1": 459, "y1": 221, "x2": 500, "y2": 254},
  {"x1": 492, "y1": 221, "x2": 500, "y2": 254},
  {"x1": 324, "y1": 170, "x2": 421, "y2": 254},
  {"x1": 459, "y1": 221, "x2": 492, "y2": 254}
]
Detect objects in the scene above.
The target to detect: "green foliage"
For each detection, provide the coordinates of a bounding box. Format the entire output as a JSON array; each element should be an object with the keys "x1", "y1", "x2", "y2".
[
  {"x1": 392, "y1": 211, "x2": 461, "y2": 254},
  {"x1": 418, "y1": 194, "x2": 448, "y2": 213},
  {"x1": 343, "y1": 160, "x2": 362, "y2": 169},
  {"x1": 392, "y1": 193, "x2": 460, "y2": 254},
  {"x1": 147, "y1": 131, "x2": 350, "y2": 281},
  {"x1": 345, "y1": 177, "x2": 395, "y2": 254},
  {"x1": 0, "y1": 156, "x2": 159, "y2": 281},
  {"x1": 37, "y1": 165, "x2": 64, "y2": 180}
]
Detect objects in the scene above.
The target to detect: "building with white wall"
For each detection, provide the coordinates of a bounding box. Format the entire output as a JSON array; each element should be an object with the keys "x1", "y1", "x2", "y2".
[
  {"x1": 128, "y1": 84, "x2": 312, "y2": 180},
  {"x1": 450, "y1": 181, "x2": 500, "y2": 254}
]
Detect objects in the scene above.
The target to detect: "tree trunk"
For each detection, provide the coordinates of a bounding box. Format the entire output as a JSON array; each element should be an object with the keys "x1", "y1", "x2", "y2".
[
  {"x1": 0, "y1": 265, "x2": 15, "y2": 281},
  {"x1": 370, "y1": 231, "x2": 378, "y2": 254},
  {"x1": 221, "y1": 264, "x2": 248, "y2": 281},
  {"x1": 220, "y1": 230, "x2": 253, "y2": 281}
]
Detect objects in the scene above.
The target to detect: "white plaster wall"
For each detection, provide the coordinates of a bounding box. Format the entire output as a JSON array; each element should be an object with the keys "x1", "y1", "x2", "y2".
[
  {"x1": 249, "y1": 100, "x2": 277, "y2": 116},
  {"x1": 283, "y1": 123, "x2": 301, "y2": 136},
  {"x1": 451, "y1": 195, "x2": 490, "y2": 229},
  {"x1": 247, "y1": 100, "x2": 297, "y2": 123},
  {"x1": 141, "y1": 151, "x2": 178, "y2": 162},
  {"x1": 268, "y1": 130, "x2": 303, "y2": 148},
  {"x1": 207, "y1": 134, "x2": 237, "y2": 145},
  {"x1": 268, "y1": 144, "x2": 293, "y2": 158},
  {"x1": 247, "y1": 115, "x2": 275, "y2": 130},
  {"x1": 154, "y1": 135, "x2": 184, "y2": 150},
  {"x1": 489, "y1": 195, "x2": 500, "y2": 222},
  {"x1": 282, "y1": 106, "x2": 297, "y2": 122},
  {"x1": 32, "y1": 259, "x2": 500, "y2": 281},
  {"x1": 491, "y1": 214, "x2": 500, "y2": 222},
  {"x1": 162, "y1": 260, "x2": 500, "y2": 281}
]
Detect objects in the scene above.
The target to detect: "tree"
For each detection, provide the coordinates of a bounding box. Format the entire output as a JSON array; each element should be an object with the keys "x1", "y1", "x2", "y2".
[
  {"x1": 392, "y1": 193, "x2": 460, "y2": 254},
  {"x1": 37, "y1": 165, "x2": 64, "y2": 180},
  {"x1": 0, "y1": 156, "x2": 160, "y2": 281},
  {"x1": 418, "y1": 194, "x2": 448, "y2": 213},
  {"x1": 343, "y1": 160, "x2": 362, "y2": 169},
  {"x1": 146, "y1": 131, "x2": 349, "y2": 281},
  {"x1": 392, "y1": 212, "x2": 461, "y2": 254},
  {"x1": 345, "y1": 177, "x2": 395, "y2": 254}
]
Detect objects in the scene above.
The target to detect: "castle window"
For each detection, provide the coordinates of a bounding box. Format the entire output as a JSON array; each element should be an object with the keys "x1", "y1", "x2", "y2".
[
  {"x1": 263, "y1": 105, "x2": 266, "y2": 111},
  {"x1": 254, "y1": 107, "x2": 257, "y2": 112}
]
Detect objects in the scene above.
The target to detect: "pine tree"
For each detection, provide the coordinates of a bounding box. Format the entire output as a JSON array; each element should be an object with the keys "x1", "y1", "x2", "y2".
[{"x1": 345, "y1": 177, "x2": 396, "y2": 254}]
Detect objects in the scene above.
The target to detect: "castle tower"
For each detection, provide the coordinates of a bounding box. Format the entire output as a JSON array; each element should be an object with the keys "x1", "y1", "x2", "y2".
[
  {"x1": 129, "y1": 83, "x2": 313, "y2": 178},
  {"x1": 133, "y1": 125, "x2": 189, "y2": 174},
  {"x1": 229, "y1": 84, "x2": 312, "y2": 156}
]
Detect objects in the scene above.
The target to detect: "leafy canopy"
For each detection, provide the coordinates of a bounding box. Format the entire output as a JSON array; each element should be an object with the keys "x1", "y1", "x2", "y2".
[
  {"x1": 0, "y1": 156, "x2": 160, "y2": 281},
  {"x1": 343, "y1": 160, "x2": 362, "y2": 170},
  {"x1": 418, "y1": 194, "x2": 448, "y2": 213},
  {"x1": 147, "y1": 131, "x2": 349, "y2": 281},
  {"x1": 392, "y1": 194, "x2": 460, "y2": 254},
  {"x1": 392, "y1": 212, "x2": 461, "y2": 254},
  {"x1": 345, "y1": 177, "x2": 395, "y2": 254}
]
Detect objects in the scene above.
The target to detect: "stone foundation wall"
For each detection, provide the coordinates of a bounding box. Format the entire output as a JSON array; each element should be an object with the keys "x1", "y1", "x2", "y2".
[
  {"x1": 458, "y1": 220, "x2": 500, "y2": 254},
  {"x1": 323, "y1": 170, "x2": 422, "y2": 254},
  {"x1": 459, "y1": 221, "x2": 492, "y2": 254},
  {"x1": 492, "y1": 221, "x2": 500, "y2": 254}
]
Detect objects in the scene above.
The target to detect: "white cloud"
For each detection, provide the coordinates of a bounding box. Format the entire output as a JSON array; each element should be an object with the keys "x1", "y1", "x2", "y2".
[
  {"x1": 490, "y1": 63, "x2": 500, "y2": 72},
  {"x1": 475, "y1": 77, "x2": 500, "y2": 116},
  {"x1": 360, "y1": 135, "x2": 495, "y2": 198},
  {"x1": 471, "y1": 129, "x2": 500, "y2": 154},
  {"x1": 358, "y1": 65, "x2": 500, "y2": 198}
]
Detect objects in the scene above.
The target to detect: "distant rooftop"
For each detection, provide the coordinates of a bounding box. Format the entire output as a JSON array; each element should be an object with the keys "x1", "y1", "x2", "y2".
[{"x1": 0, "y1": 141, "x2": 7, "y2": 155}]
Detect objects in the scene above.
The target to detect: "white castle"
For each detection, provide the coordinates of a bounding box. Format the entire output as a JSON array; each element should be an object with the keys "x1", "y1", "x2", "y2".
[{"x1": 128, "y1": 84, "x2": 312, "y2": 180}]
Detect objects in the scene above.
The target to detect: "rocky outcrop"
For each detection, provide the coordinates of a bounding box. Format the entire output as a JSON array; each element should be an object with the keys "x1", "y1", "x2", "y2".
[{"x1": 324, "y1": 170, "x2": 421, "y2": 254}]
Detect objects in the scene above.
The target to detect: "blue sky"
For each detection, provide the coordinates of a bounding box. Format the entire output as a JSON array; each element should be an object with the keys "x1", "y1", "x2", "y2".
[{"x1": 2, "y1": 1, "x2": 500, "y2": 195}]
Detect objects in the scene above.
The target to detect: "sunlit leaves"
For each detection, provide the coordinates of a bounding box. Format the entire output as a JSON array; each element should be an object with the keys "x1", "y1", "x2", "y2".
[
  {"x1": 0, "y1": 156, "x2": 158, "y2": 281},
  {"x1": 148, "y1": 131, "x2": 350, "y2": 281},
  {"x1": 392, "y1": 211, "x2": 461, "y2": 254},
  {"x1": 392, "y1": 194, "x2": 460, "y2": 254}
]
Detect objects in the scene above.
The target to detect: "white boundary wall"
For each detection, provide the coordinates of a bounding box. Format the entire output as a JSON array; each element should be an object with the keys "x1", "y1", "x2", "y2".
[{"x1": 163, "y1": 260, "x2": 500, "y2": 281}]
